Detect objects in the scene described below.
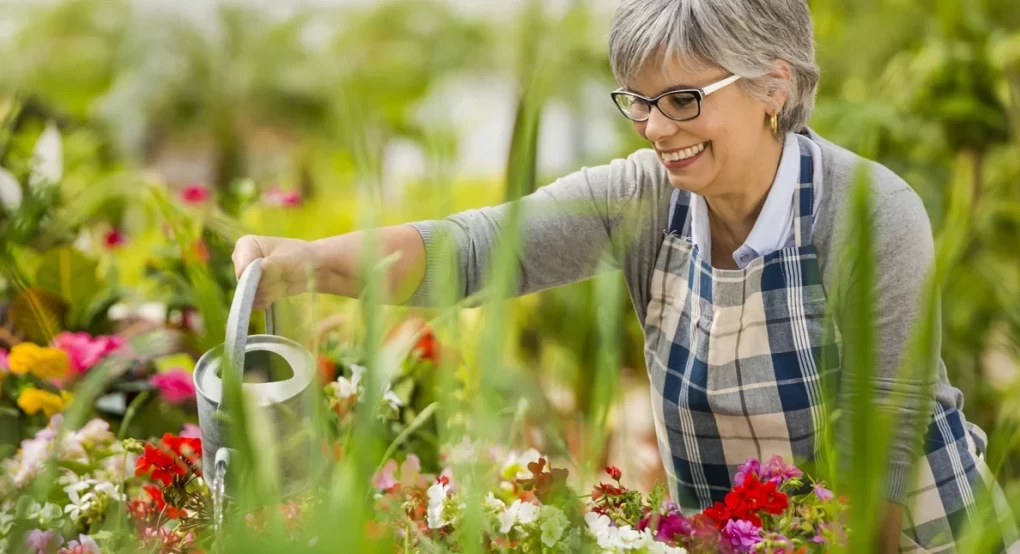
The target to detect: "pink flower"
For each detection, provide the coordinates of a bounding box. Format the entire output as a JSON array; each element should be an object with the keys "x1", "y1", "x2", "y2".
[
  {"x1": 104, "y1": 228, "x2": 126, "y2": 248},
  {"x1": 722, "y1": 519, "x2": 762, "y2": 553},
  {"x1": 57, "y1": 535, "x2": 99, "y2": 554},
  {"x1": 0, "y1": 347, "x2": 8, "y2": 370},
  {"x1": 25, "y1": 529, "x2": 63, "y2": 554},
  {"x1": 814, "y1": 484, "x2": 834, "y2": 502},
  {"x1": 374, "y1": 459, "x2": 399, "y2": 490},
  {"x1": 763, "y1": 455, "x2": 802, "y2": 485},
  {"x1": 180, "y1": 183, "x2": 210, "y2": 205},
  {"x1": 733, "y1": 458, "x2": 761, "y2": 484},
  {"x1": 261, "y1": 186, "x2": 302, "y2": 207},
  {"x1": 149, "y1": 369, "x2": 196, "y2": 404},
  {"x1": 180, "y1": 423, "x2": 202, "y2": 439},
  {"x1": 52, "y1": 332, "x2": 127, "y2": 375}
]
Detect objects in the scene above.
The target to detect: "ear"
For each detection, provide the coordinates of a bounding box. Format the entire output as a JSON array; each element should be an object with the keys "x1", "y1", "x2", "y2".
[{"x1": 768, "y1": 59, "x2": 794, "y2": 113}]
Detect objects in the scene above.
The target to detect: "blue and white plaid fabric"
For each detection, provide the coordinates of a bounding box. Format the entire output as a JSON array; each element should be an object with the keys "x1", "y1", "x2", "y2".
[{"x1": 643, "y1": 135, "x2": 1018, "y2": 552}]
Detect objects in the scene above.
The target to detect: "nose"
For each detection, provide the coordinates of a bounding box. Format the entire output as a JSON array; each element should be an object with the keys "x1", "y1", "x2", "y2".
[{"x1": 640, "y1": 105, "x2": 680, "y2": 144}]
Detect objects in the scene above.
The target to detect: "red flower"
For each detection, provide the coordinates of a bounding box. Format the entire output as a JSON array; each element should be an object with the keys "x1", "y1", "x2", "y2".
[
  {"x1": 317, "y1": 355, "x2": 337, "y2": 385},
  {"x1": 180, "y1": 184, "x2": 210, "y2": 205},
  {"x1": 144, "y1": 485, "x2": 187, "y2": 520},
  {"x1": 135, "y1": 434, "x2": 203, "y2": 485},
  {"x1": 104, "y1": 228, "x2": 126, "y2": 248},
  {"x1": 136, "y1": 443, "x2": 185, "y2": 486},
  {"x1": 606, "y1": 466, "x2": 623, "y2": 481},
  {"x1": 703, "y1": 473, "x2": 788, "y2": 529},
  {"x1": 387, "y1": 318, "x2": 444, "y2": 364}
]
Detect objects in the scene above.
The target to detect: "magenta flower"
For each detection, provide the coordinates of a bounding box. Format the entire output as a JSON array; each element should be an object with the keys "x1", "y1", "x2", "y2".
[
  {"x1": 56, "y1": 535, "x2": 99, "y2": 554},
  {"x1": 763, "y1": 454, "x2": 802, "y2": 485},
  {"x1": 733, "y1": 458, "x2": 761, "y2": 484},
  {"x1": 655, "y1": 513, "x2": 693, "y2": 542},
  {"x1": 814, "y1": 484, "x2": 834, "y2": 501},
  {"x1": 261, "y1": 186, "x2": 302, "y2": 207},
  {"x1": 149, "y1": 369, "x2": 197, "y2": 404},
  {"x1": 0, "y1": 347, "x2": 8, "y2": 370},
  {"x1": 722, "y1": 519, "x2": 763, "y2": 553},
  {"x1": 52, "y1": 332, "x2": 127, "y2": 375},
  {"x1": 25, "y1": 529, "x2": 63, "y2": 554},
  {"x1": 180, "y1": 183, "x2": 210, "y2": 205}
]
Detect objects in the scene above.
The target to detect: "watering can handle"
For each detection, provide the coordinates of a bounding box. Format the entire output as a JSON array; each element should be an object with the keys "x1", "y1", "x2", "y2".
[{"x1": 224, "y1": 258, "x2": 276, "y2": 379}]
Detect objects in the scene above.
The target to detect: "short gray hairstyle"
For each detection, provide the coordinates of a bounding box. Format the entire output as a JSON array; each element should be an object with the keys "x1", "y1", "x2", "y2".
[{"x1": 608, "y1": 0, "x2": 819, "y2": 135}]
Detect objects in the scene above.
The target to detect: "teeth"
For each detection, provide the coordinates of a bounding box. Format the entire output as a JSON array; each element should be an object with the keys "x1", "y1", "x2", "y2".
[{"x1": 662, "y1": 142, "x2": 707, "y2": 162}]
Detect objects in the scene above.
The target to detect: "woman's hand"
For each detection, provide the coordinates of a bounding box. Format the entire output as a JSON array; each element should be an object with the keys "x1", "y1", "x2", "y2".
[
  {"x1": 231, "y1": 226, "x2": 428, "y2": 308},
  {"x1": 231, "y1": 235, "x2": 316, "y2": 309}
]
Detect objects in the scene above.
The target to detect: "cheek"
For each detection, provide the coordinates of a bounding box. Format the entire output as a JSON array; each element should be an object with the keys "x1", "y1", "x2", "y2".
[{"x1": 633, "y1": 121, "x2": 648, "y2": 140}]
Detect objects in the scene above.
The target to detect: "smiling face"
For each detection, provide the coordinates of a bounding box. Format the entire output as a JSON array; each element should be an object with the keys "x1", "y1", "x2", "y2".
[{"x1": 626, "y1": 57, "x2": 782, "y2": 198}]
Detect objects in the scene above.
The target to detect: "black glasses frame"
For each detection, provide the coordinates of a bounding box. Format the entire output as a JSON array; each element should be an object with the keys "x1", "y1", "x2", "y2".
[{"x1": 610, "y1": 74, "x2": 741, "y2": 122}]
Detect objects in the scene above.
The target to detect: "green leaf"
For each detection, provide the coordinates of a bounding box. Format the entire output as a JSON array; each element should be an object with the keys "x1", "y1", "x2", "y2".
[
  {"x1": 35, "y1": 246, "x2": 100, "y2": 329},
  {"x1": 9, "y1": 286, "x2": 66, "y2": 343},
  {"x1": 153, "y1": 353, "x2": 196, "y2": 374}
]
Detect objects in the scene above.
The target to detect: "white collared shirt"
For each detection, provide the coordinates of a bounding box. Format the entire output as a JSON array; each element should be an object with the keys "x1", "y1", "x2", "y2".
[{"x1": 690, "y1": 133, "x2": 823, "y2": 268}]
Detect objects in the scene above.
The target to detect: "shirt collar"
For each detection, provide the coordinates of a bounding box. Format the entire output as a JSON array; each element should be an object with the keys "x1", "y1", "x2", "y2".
[{"x1": 689, "y1": 132, "x2": 801, "y2": 266}]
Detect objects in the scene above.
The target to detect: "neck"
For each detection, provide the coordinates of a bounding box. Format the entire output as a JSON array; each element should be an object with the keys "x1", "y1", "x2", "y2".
[{"x1": 704, "y1": 135, "x2": 785, "y2": 246}]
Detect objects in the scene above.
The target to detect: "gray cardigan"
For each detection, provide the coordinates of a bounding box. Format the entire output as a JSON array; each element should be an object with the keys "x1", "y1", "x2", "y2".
[{"x1": 407, "y1": 129, "x2": 960, "y2": 503}]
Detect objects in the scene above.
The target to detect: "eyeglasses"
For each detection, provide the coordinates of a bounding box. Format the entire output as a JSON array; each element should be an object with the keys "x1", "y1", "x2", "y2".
[{"x1": 610, "y1": 75, "x2": 741, "y2": 122}]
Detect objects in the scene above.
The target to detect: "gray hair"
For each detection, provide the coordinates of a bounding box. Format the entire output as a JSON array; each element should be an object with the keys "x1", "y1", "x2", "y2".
[{"x1": 608, "y1": 0, "x2": 819, "y2": 135}]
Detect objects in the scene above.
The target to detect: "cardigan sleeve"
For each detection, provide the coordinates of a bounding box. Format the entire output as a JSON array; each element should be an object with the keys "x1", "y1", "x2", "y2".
[{"x1": 834, "y1": 185, "x2": 940, "y2": 504}]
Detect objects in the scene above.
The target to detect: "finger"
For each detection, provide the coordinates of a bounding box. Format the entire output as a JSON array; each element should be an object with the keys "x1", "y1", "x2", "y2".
[{"x1": 232, "y1": 235, "x2": 262, "y2": 279}]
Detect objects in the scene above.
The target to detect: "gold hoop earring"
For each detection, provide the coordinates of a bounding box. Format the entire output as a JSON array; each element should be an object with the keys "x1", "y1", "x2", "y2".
[{"x1": 770, "y1": 113, "x2": 779, "y2": 136}]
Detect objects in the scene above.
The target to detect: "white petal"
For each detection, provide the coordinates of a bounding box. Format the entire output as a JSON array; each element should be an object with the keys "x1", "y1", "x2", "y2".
[
  {"x1": 29, "y1": 121, "x2": 62, "y2": 189},
  {"x1": 0, "y1": 167, "x2": 22, "y2": 211}
]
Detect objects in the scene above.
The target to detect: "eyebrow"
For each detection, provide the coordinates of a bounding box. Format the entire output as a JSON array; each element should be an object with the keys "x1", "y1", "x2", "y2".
[{"x1": 625, "y1": 84, "x2": 698, "y2": 97}]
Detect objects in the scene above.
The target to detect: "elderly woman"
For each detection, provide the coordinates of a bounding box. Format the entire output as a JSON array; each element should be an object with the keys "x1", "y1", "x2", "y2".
[{"x1": 232, "y1": 0, "x2": 1017, "y2": 551}]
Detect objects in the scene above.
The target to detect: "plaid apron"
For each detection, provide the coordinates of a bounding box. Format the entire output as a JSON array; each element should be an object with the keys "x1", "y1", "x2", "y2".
[{"x1": 643, "y1": 135, "x2": 1019, "y2": 552}]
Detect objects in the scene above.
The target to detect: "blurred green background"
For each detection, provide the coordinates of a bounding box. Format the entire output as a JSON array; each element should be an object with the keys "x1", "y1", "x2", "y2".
[{"x1": 1, "y1": 0, "x2": 1019, "y2": 507}]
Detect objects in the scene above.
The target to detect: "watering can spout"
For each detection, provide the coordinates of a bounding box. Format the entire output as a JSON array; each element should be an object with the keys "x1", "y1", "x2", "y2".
[{"x1": 215, "y1": 447, "x2": 231, "y2": 474}]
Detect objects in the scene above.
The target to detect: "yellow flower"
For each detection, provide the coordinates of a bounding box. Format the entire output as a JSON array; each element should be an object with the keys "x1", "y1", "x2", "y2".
[
  {"x1": 7, "y1": 343, "x2": 70, "y2": 380},
  {"x1": 17, "y1": 386, "x2": 66, "y2": 417}
]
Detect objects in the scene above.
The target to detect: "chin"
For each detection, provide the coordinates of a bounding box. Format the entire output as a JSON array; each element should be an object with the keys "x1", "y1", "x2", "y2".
[{"x1": 667, "y1": 175, "x2": 711, "y2": 195}]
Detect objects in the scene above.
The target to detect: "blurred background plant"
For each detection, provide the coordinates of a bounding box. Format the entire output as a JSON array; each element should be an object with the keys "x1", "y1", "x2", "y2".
[{"x1": 0, "y1": 0, "x2": 1017, "y2": 549}]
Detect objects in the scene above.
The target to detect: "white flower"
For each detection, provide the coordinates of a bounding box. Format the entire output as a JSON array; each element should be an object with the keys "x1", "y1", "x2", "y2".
[
  {"x1": 74, "y1": 419, "x2": 114, "y2": 446},
  {"x1": 64, "y1": 490, "x2": 95, "y2": 523},
  {"x1": 29, "y1": 121, "x2": 62, "y2": 189},
  {"x1": 587, "y1": 510, "x2": 607, "y2": 542},
  {"x1": 645, "y1": 535, "x2": 688, "y2": 554},
  {"x1": 382, "y1": 390, "x2": 403, "y2": 410},
  {"x1": 0, "y1": 167, "x2": 22, "y2": 212},
  {"x1": 446, "y1": 436, "x2": 477, "y2": 465},
  {"x1": 93, "y1": 481, "x2": 125, "y2": 503},
  {"x1": 426, "y1": 481, "x2": 450, "y2": 529},
  {"x1": 483, "y1": 492, "x2": 506, "y2": 512},
  {"x1": 498, "y1": 500, "x2": 540, "y2": 534},
  {"x1": 335, "y1": 376, "x2": 358, "y2": 400},
  {"x1": 539, "y1": 505, "x2": 569, "y2": 547},
  {"x1": 503, "y1": 448, "x2": 543, "y2": 480},
  {"x1": 100, "y1": 447, "x2": 137, "y2": 482}
]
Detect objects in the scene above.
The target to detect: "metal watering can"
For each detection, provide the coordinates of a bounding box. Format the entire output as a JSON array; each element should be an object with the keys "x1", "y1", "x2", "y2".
[{"x1": 193, "y1": 258, "x2": 316, "y2": 496}]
